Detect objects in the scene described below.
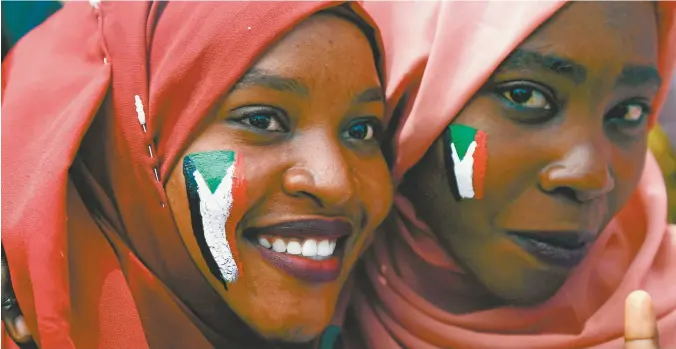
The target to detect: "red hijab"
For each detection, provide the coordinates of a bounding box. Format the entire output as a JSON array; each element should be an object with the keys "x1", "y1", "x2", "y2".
[
  {"x1": 1, "y1": 2, "x2": 381, "y2": 348},
  {"x1": 350, "y1": 2, "x2": 676, "y2": 348}
]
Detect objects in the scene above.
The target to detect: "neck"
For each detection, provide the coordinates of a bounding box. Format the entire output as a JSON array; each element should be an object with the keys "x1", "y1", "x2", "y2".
[{"x1": 390, "y1": 219, "x2": 506, "y2": 314}]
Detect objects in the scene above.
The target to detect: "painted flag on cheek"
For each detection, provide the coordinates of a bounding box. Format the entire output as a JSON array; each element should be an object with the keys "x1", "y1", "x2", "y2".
[
  {"x1": 446, "y1": 124, "x2": 487, "y2": 200},
  {"x1": 183, "y1": 150, "x2": 246, "y2": 287}
]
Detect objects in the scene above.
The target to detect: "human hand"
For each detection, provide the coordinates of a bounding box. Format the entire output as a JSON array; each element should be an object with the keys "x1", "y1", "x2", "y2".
[
  {"x1": 1, "y1": 246, "x2": 33, "y2": 345},
  {"x1": 625, "y1": 290, "x2": 660, "y2": 349}
]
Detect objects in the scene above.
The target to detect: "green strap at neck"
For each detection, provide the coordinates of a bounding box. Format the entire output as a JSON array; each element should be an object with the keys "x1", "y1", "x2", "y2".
[{"x1": 318, "y1": 325, "x2": 341, "y2": 349}]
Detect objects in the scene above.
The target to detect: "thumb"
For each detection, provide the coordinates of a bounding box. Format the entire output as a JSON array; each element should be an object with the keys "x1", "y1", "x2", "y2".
[{"x1": 625, "y1": 290, "x2": 660, "y2": 349}]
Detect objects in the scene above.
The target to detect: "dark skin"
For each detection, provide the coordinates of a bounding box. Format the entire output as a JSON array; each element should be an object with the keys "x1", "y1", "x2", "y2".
[
  {"x1": 1, "y1": 12, "x2": 391, "y2": 348},
  {"x1": 165, "y1": 13, "x2": 392, "y2": 344},
  {"x1": 399, "y1": 2, "x2": 660, "y2": 310}
]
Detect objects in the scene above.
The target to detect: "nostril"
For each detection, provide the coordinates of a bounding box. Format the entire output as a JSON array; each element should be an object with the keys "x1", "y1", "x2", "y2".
[
  {"x1": 305, "y1": 192, "x2": 325, "y2": 208},
  {"x1": 547, "y1": 186, "x2": 580, "y2": 202}
]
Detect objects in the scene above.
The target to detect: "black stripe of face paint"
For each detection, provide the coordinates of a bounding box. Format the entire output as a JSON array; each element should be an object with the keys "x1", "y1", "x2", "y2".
[
  {"x1": 183, "y1": 156, "x2": 229, "y2": 289},
  {"x1": 443, "y1": 126, "x2": 463, "y2": 202}
]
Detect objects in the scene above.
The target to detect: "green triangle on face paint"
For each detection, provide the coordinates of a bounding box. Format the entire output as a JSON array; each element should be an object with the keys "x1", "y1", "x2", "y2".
[
  {"x1": 449, "y1": 124, "x2": 478, "y2": 160},
  {"x1": 184, "y1": 150, "x2": 235, "y2": 193}
]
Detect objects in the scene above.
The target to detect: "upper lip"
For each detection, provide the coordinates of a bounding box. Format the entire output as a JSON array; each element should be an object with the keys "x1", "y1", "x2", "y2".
[
  {"x1": 243, "y1": 219, "x2": 354, "y2": 240},
  {"x1": 506, "y1": 230, "x2": 595, "y2": 249}
]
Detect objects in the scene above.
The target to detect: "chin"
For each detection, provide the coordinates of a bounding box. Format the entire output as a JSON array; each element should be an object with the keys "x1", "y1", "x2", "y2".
[
  {"x1": 252, "y1": 317, "x2": 329, "y2": 343},
  {"x1": 235, "y1": 291, "x2": 337, "y2": 344},
  {"x1": 486, "y1": 268, "x2": 569, "y2": 307},
  {"x1": 223, "y1": 242, "x2": 346, "y2": 343}
]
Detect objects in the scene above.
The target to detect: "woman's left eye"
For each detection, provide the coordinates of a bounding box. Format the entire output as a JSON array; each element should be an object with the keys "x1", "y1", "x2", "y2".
[
  {"x1": 239, "y1": 113, "x2": 285, "y2": 132},
  {"x1": 500, "y1": 86, "x2": 553, "y2": 110},
  {"x1": 343, "y1": 120, "x2": 378, "y2": 141},
  {"x1": 606, "y1": 102, "x2": 650, "y2": 125}
]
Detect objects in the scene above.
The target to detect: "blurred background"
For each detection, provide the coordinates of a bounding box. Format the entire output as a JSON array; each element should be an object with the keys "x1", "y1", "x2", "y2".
[
  {"x1": 2, "y1": 1, "x2": 675, "y2": 221},
  {"x1": 653, "y1": 74, "x2": 676, "y2": 222}
]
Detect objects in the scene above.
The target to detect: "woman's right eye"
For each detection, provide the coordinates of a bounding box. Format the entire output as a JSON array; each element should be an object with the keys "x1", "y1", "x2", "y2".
[
  {"x1": 235, "y1": 108, "x2": 287, "y2": 132},
  {"x1": 493, "y1": 81, "x2": 559, "y2": 123},
  {"x1": 498, "y1": 84, "x2": 553, "y2": 111}
]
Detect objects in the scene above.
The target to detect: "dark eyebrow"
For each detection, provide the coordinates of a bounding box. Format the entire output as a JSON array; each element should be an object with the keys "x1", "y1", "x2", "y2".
[
  {"x1": 233, "y1": 68, "x2": 309, "y2": 95},
  {"x1": 497, "y1": 49, "x2": 587, "y2": 84},
  {"x1": 354, "y1": 86, "x2": 384, "y2": 104},
  {"x1": 235, "y1": 69, "x2": 383, "y2": 104},
  {"x1": 615, "y1": 64, "x2": 661, "y2": 88}
]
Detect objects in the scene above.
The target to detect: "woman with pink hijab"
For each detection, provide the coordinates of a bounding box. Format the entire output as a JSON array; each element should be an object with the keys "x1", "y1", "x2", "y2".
[{"x1": 350, "y1": 1, "x2": 676, "y2": 348}]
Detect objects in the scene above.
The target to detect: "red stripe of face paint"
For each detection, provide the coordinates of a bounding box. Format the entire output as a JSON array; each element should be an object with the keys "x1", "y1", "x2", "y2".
[{"x1": 473, "y1": 130, "x2": 487, "y2": 199}]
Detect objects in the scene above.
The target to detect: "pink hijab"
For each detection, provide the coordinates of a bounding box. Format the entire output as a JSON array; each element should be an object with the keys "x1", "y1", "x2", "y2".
[{"x1": 350, "y1": 2, "x2": 676, "y2": 348}]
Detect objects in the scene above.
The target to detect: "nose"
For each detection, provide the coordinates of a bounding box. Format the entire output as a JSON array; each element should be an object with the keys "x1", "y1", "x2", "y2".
[
  {"x1": 282, "y1": 138, "x2": 354, "y2": 208},
  {"x1": 539, "y1": 142, "x2": 615, "y2": 202}
]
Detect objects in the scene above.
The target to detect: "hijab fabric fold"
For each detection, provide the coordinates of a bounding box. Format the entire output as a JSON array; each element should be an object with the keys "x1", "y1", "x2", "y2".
[
  {"x1": 1, "y1": 2, "x2": 381, "y2": 348},
  {"x1": 351, "y1": 2, "x2": 676, "y2": 348}
]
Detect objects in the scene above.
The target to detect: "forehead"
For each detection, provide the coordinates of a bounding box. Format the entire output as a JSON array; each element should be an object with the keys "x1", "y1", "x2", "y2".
[
  {"x1": 246, "y1": 14, "x2": 378, "y2": 87},
  {"x1": 519, "y1": 2, "x2": 659, "y2": 74}
]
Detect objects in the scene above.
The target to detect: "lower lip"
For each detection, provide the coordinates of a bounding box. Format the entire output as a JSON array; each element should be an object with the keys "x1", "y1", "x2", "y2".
[
  {"x1": 254, "y1": 244, "x2": 343, "y2": 283},
  {"x1": 508, "y1": 234, "x2": 589, "y2": 269}
]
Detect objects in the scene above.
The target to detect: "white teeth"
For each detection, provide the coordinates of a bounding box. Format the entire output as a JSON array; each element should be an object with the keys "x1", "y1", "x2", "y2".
[
  {"x1": 260, "y1": 236, "x2": 337, "y2": 258},
  {"x1": 258, "y1": 237, "x2": 272, "y2": 249},
  {"x1": 272, "y1": 239, "x2": 286, "y2": 253},
  {"x1": 286, "y1": 241, "x2": 302, "y2": 255},
  {"x1": 302, "y1": 239, "x2": 318, "y2": 257},
  {"x1": 317, "y1": 240, "x2": 332, "y2": 257}
]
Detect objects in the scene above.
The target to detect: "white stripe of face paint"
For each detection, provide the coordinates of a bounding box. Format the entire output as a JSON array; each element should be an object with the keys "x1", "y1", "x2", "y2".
[
  {"x1": 192, "y1": 165, "x2": 239, "y2": 283},
  {"x1": 451, "y1": 141, "x2": 478, "y2": 199}
]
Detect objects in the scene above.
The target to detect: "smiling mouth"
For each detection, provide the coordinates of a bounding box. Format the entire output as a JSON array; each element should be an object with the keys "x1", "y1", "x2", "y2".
[
  {"x1": 244, "y1": 219, "x2": 352, "y2": 283},
  {"x1": 507, "y1": 230, "x2": 594, "y2": 269}
]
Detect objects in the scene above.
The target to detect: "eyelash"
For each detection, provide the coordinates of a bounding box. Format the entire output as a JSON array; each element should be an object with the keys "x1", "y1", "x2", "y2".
[
  {"x1": 342, "y1": 118, "x2": 382, "y2": 143},
  {"x1": 496, "y1": 80, "x2": 556, "y2": 108},
  {"x1": 234, "y1": 106, "x2": 289, "y2": 132},
  {"x1": 495, "y1": 81, "x2": 651, "y2": 128}
]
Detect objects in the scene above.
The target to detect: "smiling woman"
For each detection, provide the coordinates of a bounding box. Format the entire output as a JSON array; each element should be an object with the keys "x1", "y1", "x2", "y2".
[
  {"x1": 1, "y1": 2, "x2": 391, "y2": 349},
  {"x1": 163, "y1": 10, "x2": 391, "y2": 344}
]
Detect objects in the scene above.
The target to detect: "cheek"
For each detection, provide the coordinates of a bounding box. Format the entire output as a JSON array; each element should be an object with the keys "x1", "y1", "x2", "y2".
[
  {"x1": 367, "y1": 158, "x2": 393, "y2": 213},
  {"x1": 166, "y1": 151, "x2": 251, "y2": 285},
  {"x1": 361, "y1": 164, "x2": 393, "y2": 222},
  {"x1": 238, "y1": 157, "x2": 275, "y2": 209},
  {"x1": 444, "y1": 126, "x2": 532, "y2": 219},
  {"x1": 482, "y1": 132, "x2": 545, "y2": 206},
  {"x1": 349, "y1": 156, "x2": 393, "y2": 254},
  {"x1": 438, "y1": 102, "x2": 548, "y2": 237},
  {"x1": 609, "y1": 144, "x2": 647, "y2": 207},
  {"x1": 452, "y1": 101, "x2": 508, "y2": 204}
]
